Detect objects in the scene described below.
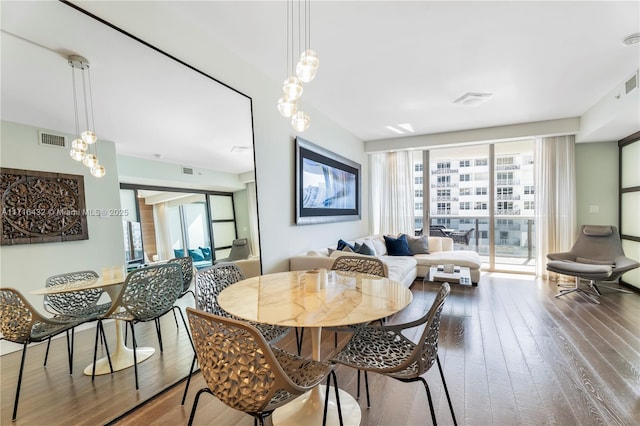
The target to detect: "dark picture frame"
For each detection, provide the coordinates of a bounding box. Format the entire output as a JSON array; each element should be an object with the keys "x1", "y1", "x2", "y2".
[{"x1": 295, "y1": 137, "x2": 361, "y2": 225}]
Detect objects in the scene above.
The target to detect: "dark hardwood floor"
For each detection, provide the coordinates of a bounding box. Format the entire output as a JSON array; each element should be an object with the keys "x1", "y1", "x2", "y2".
[{"x1": 2, "y1": 274, "x2": 639, "y2": 425}]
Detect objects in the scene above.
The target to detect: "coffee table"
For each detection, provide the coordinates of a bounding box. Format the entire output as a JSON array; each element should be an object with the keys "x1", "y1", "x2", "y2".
[{"x1": 427, "y1": 264, "x2": 474, "y2": 286}]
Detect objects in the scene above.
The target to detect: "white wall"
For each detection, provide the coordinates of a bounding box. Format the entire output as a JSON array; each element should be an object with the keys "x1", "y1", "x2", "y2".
[{"x1": 0, "y1": 120, "x2": 124, "y2": 306}]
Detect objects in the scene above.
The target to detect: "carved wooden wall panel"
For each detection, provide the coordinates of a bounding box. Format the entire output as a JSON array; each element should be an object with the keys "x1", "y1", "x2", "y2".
[{"x1": 1, "y1": 168, "x2": 88, "y2": 245}]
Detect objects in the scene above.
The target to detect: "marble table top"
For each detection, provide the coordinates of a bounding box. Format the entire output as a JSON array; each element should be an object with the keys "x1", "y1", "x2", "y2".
[{"x1": 218, "y1": 270, "x2": 413, "y2": 328}]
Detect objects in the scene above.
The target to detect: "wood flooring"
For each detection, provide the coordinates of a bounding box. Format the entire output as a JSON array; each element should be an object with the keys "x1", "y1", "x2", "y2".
[{"x1": 1, "y1": 274, "x2": 638, "y2": 426}]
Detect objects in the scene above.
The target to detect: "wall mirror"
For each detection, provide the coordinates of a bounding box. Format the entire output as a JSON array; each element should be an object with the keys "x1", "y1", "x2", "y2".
[{"x1": 1, "y1": 1, "x2": 261, "y2": 269}]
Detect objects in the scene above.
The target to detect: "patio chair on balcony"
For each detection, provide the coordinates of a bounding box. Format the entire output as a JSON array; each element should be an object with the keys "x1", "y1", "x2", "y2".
[
  {"x1": 451, "y1": 228, "x2": 474, "y2": 245},
  {"x1": 429, "y1": 225, "x2": 449, "y2": 238}
]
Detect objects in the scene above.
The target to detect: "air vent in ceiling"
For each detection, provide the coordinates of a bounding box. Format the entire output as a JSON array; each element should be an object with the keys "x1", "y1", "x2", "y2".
[
  {"x1": 38, "y1": 131, "x2": 66, "y2": 148},
  {"x1": 182, "y1": 166, "x2": 194, "y2": 175},
  {"x1": 625, "y1": 72, "x2": 637, "y2": 95}
]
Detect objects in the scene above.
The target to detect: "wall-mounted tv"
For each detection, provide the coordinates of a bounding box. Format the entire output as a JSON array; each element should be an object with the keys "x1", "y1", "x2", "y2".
[{"x1": 295, "y1": 137, "x2": 361, "y2": 225}]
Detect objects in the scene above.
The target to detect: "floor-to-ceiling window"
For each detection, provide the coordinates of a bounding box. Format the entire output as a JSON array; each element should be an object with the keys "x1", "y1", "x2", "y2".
[{"x1": 413, "y1": 139, "x2": 535, "y2": 273}]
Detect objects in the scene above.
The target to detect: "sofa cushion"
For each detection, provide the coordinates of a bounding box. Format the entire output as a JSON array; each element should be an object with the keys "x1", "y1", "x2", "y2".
[
  {"x1": 379, "y1": 255, "x2": 417, "y2": 282},
  {"x1": 384, "y1": 234, "x2": 412, "y2": 256},
  {"x1": 414, "y1": 250, "x2": 482, "y2": 269},
  {"x1": 403, "y1": 234, "x2": 429, "y2": 254},
  {"x1": 188, "y1": 248, "x2": 205, "y2": 262},
  {"x1": 199, "y1": 246, "x2": 212, "y2": 261}
]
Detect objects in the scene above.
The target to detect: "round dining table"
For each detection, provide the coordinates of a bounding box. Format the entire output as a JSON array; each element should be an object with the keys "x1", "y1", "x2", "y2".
[
  {"x1": 218, "y1": 270, "x2": 413, "y2": 426},
  {"x1": 31, "y1": 274, "x2": 155, "y2": 376}
]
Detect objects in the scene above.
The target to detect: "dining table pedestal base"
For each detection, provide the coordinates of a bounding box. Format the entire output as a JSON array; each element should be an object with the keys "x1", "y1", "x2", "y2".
[
  {"x1": 272, "y1": 385, "x2": 361, "y2": 426},
  {"x1": 83, "y1": 320, "x2": 155, "y2": 376}
]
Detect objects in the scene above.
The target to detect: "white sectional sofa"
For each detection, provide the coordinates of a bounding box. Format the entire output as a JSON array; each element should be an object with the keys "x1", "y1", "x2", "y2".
[{"x1": 289, "y1": 234, "x2": 483, "y2": 288}]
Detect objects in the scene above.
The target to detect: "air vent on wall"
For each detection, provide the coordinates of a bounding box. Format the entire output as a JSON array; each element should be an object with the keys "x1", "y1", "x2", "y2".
[
  {"x1": 625, "y1": 72, "x2": 638, "y2": 95},
  {"x1": 182, "y1": 166, "x2": 194, "y2": 175},
  {"x1": 38, "y1": 131, "x2": 66, "y2": 148}
]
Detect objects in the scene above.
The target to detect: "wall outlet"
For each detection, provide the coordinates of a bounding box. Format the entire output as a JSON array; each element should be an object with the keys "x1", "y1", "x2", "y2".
[{"x1": 589, "y1": 205, "x2": 600, "y2": 214}]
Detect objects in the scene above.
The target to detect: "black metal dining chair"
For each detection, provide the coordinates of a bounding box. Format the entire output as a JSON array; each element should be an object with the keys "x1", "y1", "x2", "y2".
[
  {"x1": 1, "y1": 288, "x2": 83, "y2": 421},
  {"x1": 331, "y1": 282, "x2": 457, "y2": 425},
  {"x1": 186, "y1": 308, "x2": 343, "y2": 426},
  {"x1": 181, "y1": 262, "x2": 292, "y2": 404},
  {"x1": 92, "y1": 263, "x2": 190, "y2": 389},
  {"x1": 42, "y1": 270, "x2": 111, "y2": 370}
]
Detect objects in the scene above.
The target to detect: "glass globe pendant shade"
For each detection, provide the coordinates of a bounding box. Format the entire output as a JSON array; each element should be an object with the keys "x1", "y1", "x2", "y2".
[
  {"x1": 291, "y1": 111, "x2": 310, "y2": 132},
  {"x1": 82, "y1": 153, "x2": 98, "y2": 168},
  {"x1": 70, "y1": 148, "x2": 85, "y2": 161},
  {"x1": 283, "y1": 76, "x2": 303, "y2": 101},
  {"x1": 71, "y1": 138, "x2": 88, "y2": 152},
  {"x1": 81, "y1": 130, "x2": 97, "y2": 144},
  {"x1": 296, "y1": 50, "x2": 319, "y2": 83},
  {"x1": 90, "y1": 164, "x2": 106, "y2": 178},
  {"x1": 277, "y1": 96, "x2": 298, "y2": 118}
]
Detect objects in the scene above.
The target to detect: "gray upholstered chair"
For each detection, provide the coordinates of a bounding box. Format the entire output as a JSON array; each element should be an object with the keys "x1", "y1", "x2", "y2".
[
  {"x1": 1, "y1": 288, "x2": 82, "y2": 421},
  {"x1": 546, "y1": 225, "x2": 640, "y2": 302},
  {"x1": 214, "y1": 238, "x2": 250, "y2": 263},
  {"x1": 181, "y1": 263, "x2": 291, "y2": 404},
  {"x1": 186, "y1": 308, "x2": 343, "y2": 426},
  {"x1": 331, "y1": 282, "x2": 456, "y2": 426},
  {"x1": 93, "y1": 263, "x2": 189, "y2": 389}
]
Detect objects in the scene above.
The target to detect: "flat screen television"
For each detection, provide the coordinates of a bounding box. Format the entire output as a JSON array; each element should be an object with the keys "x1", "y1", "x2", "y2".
[{"x1": 295, "y1": 137, "x2": 361, "y2": 225}]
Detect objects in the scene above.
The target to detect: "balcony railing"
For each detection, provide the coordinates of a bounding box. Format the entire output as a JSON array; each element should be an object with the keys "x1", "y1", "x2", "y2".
[
  {"x1": 496, "y1": 164, "x2": 521, "y2": 171},
  {"x1": 496, "y1": 194, "x2": 520, "y2": 200},
  {"x1": 431, "y1": 183, "x2": 458, "y2": 188},
  {"x1": 431, "y1": 168, "x2": 459, "y2": 175}
]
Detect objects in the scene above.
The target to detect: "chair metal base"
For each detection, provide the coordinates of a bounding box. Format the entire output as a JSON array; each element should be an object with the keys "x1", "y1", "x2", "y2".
[{"x1": 555, "y1": 277, "x2": 601, "y2": 303}]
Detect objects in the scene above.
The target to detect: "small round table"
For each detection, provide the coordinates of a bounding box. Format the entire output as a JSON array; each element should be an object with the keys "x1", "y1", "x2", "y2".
[{"x1": 218, "y1": 270, "x2": 413, "y2": 426}]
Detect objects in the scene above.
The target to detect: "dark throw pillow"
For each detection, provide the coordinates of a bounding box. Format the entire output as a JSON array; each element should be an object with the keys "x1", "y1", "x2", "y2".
[
  {"x1": 354, "y1": 242, "x2": 375, "y2": 256},
  {"x1": 173, "y1": 248, "x2": 185, "y2": 258},
  {"x1": 383, "y1": 234, "x2": 412, "y2": 256},
  {"x1": 337, "y1": 239, "x2": 355, "y2": 251},
  {"x1": 199, "y1": 246, "x2": 212, "y2": 261}
]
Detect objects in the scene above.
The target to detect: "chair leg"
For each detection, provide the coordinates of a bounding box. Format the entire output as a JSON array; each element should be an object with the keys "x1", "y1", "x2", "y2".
[
  {"x1": 66, "y1": 328, "x2": 74, "y2": 374},
  {"x1": 174, "y1": 306, "x2": 195, "y2": 352},
  {"x1": 44, "y1": 336, "x2": 51, "y2": 367},
  {"x1": 437, "y1": 355, "x2": 457, "y2": 426},
  {"x1": 356, "y1": 369, "x2": 361, "y2": 399},
  {"x1": 92, "y1": 322, "x2": 101, "y2": 380},
  {"x1": 129, "y1": 322, "x2": 139, "y2": 390},
  {"x1": 188, "y1": 388, "x2": 213, "y2": 426},
  {"x1": 12, "y1": 342, "x2": 28, "y2": 421},
  {"x1": 172, "y1": 308, "x2": 180, "y2": 329},
  {"x1": 181, "y1": 354, "x2": 198, "y2": 405},
  {"x1": 154, "y1": 318, "x2": 164, "y2": 353},
  {"x1": 295, "y1": 327, "x2": 304, "y2": 355},
  {"x1": 419, "y1": 377, "x2": 438, "y2": 426},
  {"x1": 331, "y1": 370, "x2": 344, "y2": 425},
  {"x1": 364, "y1": 370, "x2": 371, "y2": 408}
]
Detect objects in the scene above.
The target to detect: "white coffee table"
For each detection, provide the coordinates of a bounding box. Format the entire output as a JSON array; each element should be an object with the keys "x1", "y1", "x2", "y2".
[{"x1": 427, "y1": 265, "x2": 474, "y2": 286}]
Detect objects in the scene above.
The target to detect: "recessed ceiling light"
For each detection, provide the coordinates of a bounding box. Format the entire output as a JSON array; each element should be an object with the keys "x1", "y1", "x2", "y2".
[
  {"x1": 385, "y1": 125, "x2": 405, "y2": 135},
  {"x1": 397, "y1": 123, "x2": 414, "y2": 133},
  {"x1": 622, "y1": 33, "x2": 640, "y2": 46},
  {"x1": 453, "y1": 92, "x2": 493, "y2": 106},
  {"x1": 231, "y1": 145, "x2": 251, "y2": 153}
]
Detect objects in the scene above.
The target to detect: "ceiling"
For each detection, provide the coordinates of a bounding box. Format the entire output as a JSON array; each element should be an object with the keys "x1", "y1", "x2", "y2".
[{"x1": 2, "y1": 1, "x2": 639, "y2": 174}]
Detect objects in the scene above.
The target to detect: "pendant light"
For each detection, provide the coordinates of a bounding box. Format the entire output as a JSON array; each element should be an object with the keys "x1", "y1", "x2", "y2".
[{"x1": 68, "y1": 55, "x2": 105, "y2": 177}]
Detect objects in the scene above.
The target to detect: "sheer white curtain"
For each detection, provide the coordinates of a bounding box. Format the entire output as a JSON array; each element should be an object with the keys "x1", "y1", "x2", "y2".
[
  {"x1": 534, "y1": 135, "x2": 577, "y2": 278},
  {"x1": 370, "y1": 151, "x2": 415, "y2": 235},
  {"x1": 153, "y1": 202, "x2": 173, "y2": 261}
]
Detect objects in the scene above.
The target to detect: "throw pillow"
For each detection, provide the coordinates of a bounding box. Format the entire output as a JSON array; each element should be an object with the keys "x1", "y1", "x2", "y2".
[
  {"x1": 199, "y1": 246, "x2": 212, "y2": 260},
  {"x1": 173, "y1": 248, "x2": 185, "y2": 258},
  {"x1": 403, "y1": 234, "x2": 429, "y2": 254},
  {"x1": 188, "y1": 248, "x2": 205, "y2": 262},
  {"x1": 383, "y1": 234, "x2": 412, "y2": 256},
  {"x1": 337, "y1": 239, "x2": 355, "y2": 251},
  {"x1": 355, "y1": 242, "x2": 375, "y2": 256}
]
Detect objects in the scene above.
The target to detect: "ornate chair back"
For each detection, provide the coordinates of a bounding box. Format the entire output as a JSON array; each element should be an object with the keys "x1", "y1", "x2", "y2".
[
  {"x1": 44, "y1": 270, "x2": 102, "y2": 316},
  {"x1": 194, "y1": 263, "x2": 245, "y2": 315},
  {"x1": 331, "y1": 255, "x2": 386, "y2": 277},
  {"x1": 168, "y1": 256, "x2": 194, "y2": 294}
]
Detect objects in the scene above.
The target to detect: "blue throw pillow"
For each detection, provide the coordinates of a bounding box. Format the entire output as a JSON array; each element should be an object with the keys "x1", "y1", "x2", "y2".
[
  {"x1": 173, "y1": 249, "x2": 185, "y2": 258},
  {"x1": 199, "y1": 246, "x2": 212, "y2": 261},
  {"x1": 337, "y1": 239, "x2": 355, "y2": 251},
  {"x1": 188, "y1": 248, "x2": 205, "y2": 262},
  {"x1": 384, "y1": 234, "x2": 412, "y2": 256}
]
